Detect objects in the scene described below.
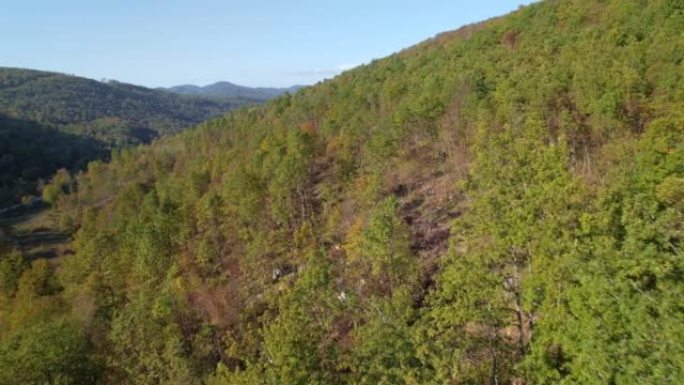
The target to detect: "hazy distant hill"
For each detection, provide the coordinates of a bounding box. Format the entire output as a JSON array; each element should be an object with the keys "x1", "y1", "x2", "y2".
[{"x1": 163, "y1": 81, "x2": 303, "y2": 101}]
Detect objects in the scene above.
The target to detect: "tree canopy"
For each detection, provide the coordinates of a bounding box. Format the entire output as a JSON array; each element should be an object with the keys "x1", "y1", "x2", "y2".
[{"x1": 1, "y1": 0, "x2": 682, "y2": 383}]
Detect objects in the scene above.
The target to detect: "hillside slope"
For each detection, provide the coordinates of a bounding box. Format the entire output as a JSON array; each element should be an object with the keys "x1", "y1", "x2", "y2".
[
  {"x1": 0, "y1": 68, "x2": 256, "y2": 146},
  {"x1": 0, "y1": 68, "x2": 257, "y2": 204},
  {"x1": 0, "y1": 114, "x2": 104, "y2": 203},
  {"x1": 1, "y1": 0, "x2": 682, "y2": 384}
]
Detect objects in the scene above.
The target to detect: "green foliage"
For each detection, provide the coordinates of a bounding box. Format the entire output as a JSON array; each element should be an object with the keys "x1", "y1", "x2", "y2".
[
  {"x1": 0, "y1": 318, "x2": 101, "y2": 385},
  {"x1": 261, "y1": 253, "x2": 340, "y2": 385},
  {"x1": 0, "y1": 249, "x2": 27, "y2": 297},
  {"x1": 4, "y1": 1, "x2": 683, "y2": 384},
  {"x1": 0, "y1": 67, "x2": 252, "y2": 146},
  {"x1": 352, "y1": 196, "x2": 416, "y2": 294},
  {"x1": 107, "y1": 292, "x2": 199, "y2": 385},
  {"x1": 42, "y1": 169, "x2": 74, "y2": 205},
  {"x1": 419, "y1": 123, "x2": 578, "y2": 384},
  {"x1": 195, "y1": 191, "x2": 226, "y2": 275},
  {"x1": 0, "y1": 67, "x2": 255, "y2": 204},
  {"x1": 0, "y1": 114, "x2": 103, "y2": 204},
  {"x1": 525, "y1": 115, "x2": 684, "y2": 384},
  {"x1": 349, "y1": 288, "x2": 422, "y2": 385}
]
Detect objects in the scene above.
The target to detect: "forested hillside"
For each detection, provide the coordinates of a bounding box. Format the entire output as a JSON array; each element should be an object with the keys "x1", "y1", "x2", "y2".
[
  {"x1": 0, "y1": 68, "x2": 255, "y2": 145},
  {"x1": 0, "y1": 0, "x2": 682, "y2": 384},
  {"x1": 0, "y1": 68, "x2": 256, "y2": 203},
  {"x1": 0, "y1": 114, "x2": 104, "y2": 204}
]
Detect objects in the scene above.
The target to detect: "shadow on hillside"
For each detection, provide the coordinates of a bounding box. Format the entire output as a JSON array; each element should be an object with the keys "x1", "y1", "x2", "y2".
[{"x1": 0, "y1": 114, "x2": 108, "y2": 205}]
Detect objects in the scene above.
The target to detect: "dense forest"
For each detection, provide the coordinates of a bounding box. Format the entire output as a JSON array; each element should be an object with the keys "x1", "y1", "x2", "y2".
[
  {"x1": 0, "y1": 68, "x2": 257, "y2": 203},
  {"x1": 0, "y1": 114, "x2": 104, "y2": 204},
  {"x1": 0, "y1": 68, "x2": 256, "y2": 145},
  {"x1": 0, "y1": 0, "x2": 682, "y2": 384}
]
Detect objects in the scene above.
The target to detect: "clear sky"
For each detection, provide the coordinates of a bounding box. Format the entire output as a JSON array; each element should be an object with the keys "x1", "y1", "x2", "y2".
[{"x1": 0, "y1": 1, "x2": 532, "y2": 88}]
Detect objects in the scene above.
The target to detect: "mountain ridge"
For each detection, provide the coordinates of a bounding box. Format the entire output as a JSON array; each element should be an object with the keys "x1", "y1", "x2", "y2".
[
  {"x1": 0, "y1": 67, "x2": 257, "y2": 144},
  {"x1": 162, "y1": 81, "x2": 304, "y2": 101}
]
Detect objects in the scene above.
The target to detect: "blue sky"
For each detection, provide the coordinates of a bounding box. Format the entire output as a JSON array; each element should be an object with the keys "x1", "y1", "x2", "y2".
[{"x1": 0, "y1": 1, "x2": 532, "y2": 88}]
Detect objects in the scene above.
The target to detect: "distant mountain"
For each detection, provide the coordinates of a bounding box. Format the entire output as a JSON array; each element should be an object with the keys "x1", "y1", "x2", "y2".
[
  {"x1": 162, "y1": 81, "x2": 303, "y2": 101},
  {"x1": 0, "y1": 67, "x2": 258, "y2": 204}
]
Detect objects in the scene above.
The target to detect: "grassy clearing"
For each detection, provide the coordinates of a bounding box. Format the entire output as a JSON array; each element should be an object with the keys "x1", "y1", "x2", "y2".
[{"x1": 0, "y1": 207, "x2": 71, "y2": 260}]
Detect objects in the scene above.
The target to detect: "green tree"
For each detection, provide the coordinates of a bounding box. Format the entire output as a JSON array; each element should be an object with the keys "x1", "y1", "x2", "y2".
[
  {"x1": 261, "y1": 252, "x2": 341, "y2": 385},
  {"x1": 347, "y1": 196, "x2": 416, "y2": 296},
  {"x1": 0, "y1": 318, "x2": 101, "y2": 385},
  {"x1": 419, "y1": 124, "x2": 578, "y2": 384},
  {"x1": 107, "y1": 291, "x2": 199, "y2": 385},
  {"x1": 349, "y1": 287, "x2": 422, "y2": 385},
  {"x1": 525, "y1": 116, "x2": 684, "y2": 384},
  {"x1": 195, "y1": 191, "x2": 226, "y2": 275},
  {"x1": 0, "y1": 249, "x2": 27, "y2": 297}
]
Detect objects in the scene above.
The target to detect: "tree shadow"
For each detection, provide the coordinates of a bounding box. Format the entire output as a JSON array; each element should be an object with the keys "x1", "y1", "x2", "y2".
[{"x1": 0, "y1": 114, "x2": 108, "y2": 205}]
